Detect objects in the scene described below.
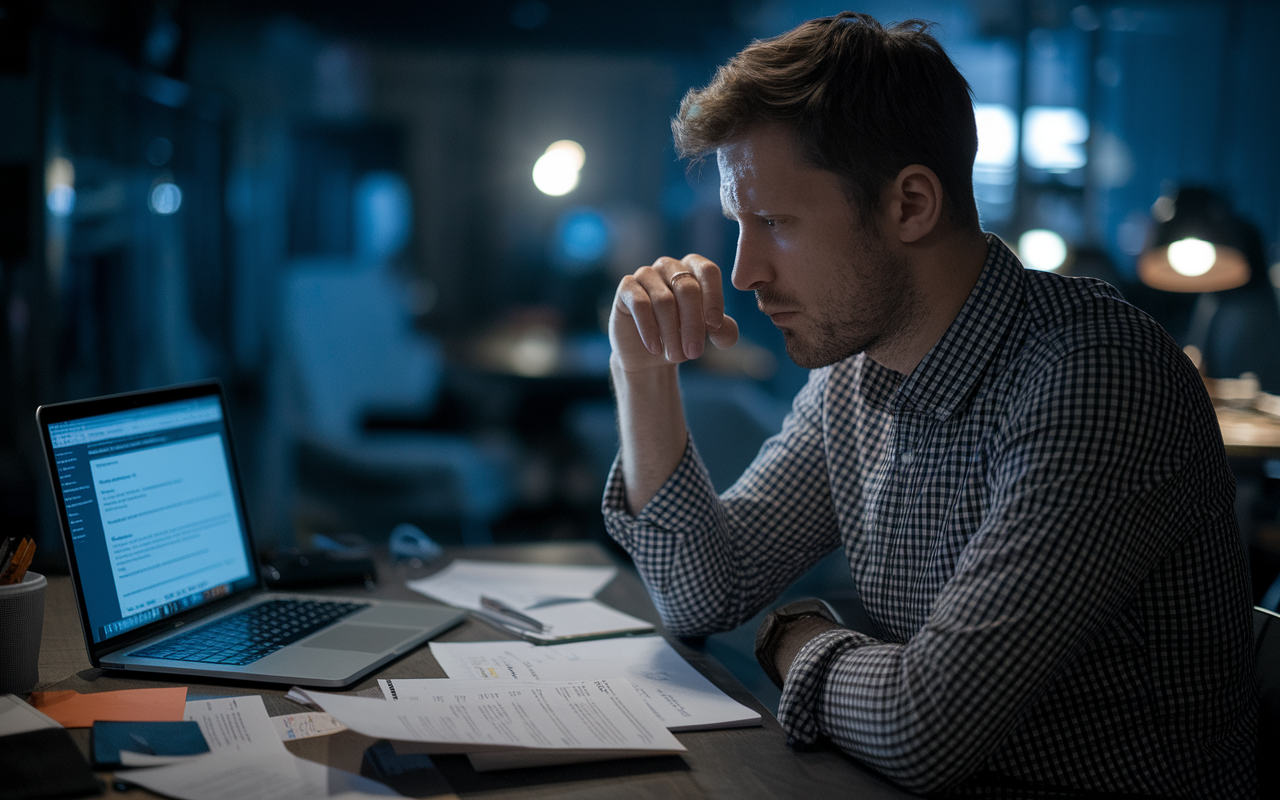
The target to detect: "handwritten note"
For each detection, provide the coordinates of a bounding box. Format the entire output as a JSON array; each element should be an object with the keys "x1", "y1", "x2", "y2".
[{"x1": 272, "y1": 711, "x2": 347, "y2": 741}]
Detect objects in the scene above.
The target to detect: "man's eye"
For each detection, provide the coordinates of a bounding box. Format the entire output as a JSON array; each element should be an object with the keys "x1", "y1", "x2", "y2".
[{"x1": 763, "y1": 218, "x2": 778, "y2": 227}]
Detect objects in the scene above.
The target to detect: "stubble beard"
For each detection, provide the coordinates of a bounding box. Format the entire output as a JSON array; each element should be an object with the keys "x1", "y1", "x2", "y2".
[{"x1": 759, "y1": 238, "x2": 920, "y2": 370}]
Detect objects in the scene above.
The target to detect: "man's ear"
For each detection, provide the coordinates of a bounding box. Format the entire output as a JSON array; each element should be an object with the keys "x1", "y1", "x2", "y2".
[{"x1": 885, "y1": 164, "x2": 944, "y2": 244}]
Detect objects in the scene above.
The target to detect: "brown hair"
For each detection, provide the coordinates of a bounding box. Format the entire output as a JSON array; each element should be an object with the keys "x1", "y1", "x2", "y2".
[{"x1": 673, "y1": 12, "x2": 980, "y2": 231}]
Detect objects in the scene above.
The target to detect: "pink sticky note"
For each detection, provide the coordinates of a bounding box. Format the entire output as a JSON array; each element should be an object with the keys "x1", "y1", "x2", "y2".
[{"x1": 29, "y1": 687, "x2": 188, "y2": 728}]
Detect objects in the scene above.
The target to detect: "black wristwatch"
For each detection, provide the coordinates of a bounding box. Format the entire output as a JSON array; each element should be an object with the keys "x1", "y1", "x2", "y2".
[{"x1": 754, "y1": 598, "x2": 842, "y2": 690}]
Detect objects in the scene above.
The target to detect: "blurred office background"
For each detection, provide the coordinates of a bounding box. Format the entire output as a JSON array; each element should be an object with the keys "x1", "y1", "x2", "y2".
[{"x1": 3, "y1": 0, "x2": 1280, "y2": 614}]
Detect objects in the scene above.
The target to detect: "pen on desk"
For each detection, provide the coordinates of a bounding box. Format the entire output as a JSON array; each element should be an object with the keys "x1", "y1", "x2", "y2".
[{"x1": 479, "y1": 595, "x2": 547, "y2": 633}]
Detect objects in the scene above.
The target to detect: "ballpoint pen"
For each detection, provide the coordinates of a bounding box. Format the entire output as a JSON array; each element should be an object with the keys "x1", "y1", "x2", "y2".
[{"x1": 479, "y1": 595, "x2": 548, "y2": 633}]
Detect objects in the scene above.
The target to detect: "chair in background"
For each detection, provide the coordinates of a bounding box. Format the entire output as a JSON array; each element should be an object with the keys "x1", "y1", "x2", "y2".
[
  {"x1": 1253, "y1": 606, "x2": 1280, "y2": 795},
  {"x1": 282, "y1": 260, "x2": 511, "y2": 545}
]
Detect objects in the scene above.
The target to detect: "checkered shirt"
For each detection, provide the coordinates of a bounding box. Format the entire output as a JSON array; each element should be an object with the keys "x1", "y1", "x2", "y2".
[{"x1": 603, "y1": 235, "x2": 1257, "y2": 797}]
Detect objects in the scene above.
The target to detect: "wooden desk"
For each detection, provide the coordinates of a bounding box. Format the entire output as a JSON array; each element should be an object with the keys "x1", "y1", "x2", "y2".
[
  {"x1": 35, "y1": 542, "x2": 916, "y2": 799},
  {"x1": 1217, "y1": 404, "x2": 1280, "y2": 458}
]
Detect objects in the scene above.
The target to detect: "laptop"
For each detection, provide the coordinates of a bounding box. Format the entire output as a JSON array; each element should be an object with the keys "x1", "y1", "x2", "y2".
[{"x1": 36, "y1": 380, "x2": 465, "y2": 688}]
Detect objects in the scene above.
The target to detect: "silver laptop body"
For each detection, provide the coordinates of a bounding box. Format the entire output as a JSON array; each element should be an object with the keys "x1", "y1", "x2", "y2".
[{"x1": 37, "y1": 380, "x2": 464, "y2": 688}]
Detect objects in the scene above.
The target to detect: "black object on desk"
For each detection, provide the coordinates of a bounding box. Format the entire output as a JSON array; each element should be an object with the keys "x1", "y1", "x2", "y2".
[
  {"x1": 91, "y1": 720, "x2": 209, "y2": 768},
  {"x1": 261, "y1": 550, "x2": 377, "y2": 589},
  {"x1": 0, "y1": 728, "x2": 103, "y2": 799}
]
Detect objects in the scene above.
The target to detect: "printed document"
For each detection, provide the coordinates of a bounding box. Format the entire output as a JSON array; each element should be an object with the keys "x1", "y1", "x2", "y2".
[
  {"x1": 293, "y1": 678, "x2": 686, "y2": 771},
  {"x1": 184, "y1": 695, "x2": 286, "y2": 756},
  {"x1": 123, "y1": 749, "x2": 401, "y2": 800},
  {"x1": 125, "y1": 695, "x2": 404, "y2": 800},
  {"x1": 405, "y1": 637, "x2": 760, "y2": 731},
  {"x1": 406, "y1": 559, "x2": 616, "y2": 610}
]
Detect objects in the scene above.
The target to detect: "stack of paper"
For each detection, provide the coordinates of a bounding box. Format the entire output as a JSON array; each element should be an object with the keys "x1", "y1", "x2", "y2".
[
  {"x1": 407, "y1": 559, "x2": 617, "y2": 610},
  {"x1": 408, "y1": 558, "x2": 652, "y2": 643},
  {"x1": 401, "y1": 637, "x2": 760, "y2": 732},
  {"x1": 124, "y1": 695, "x2": 397, "y2": 799},
  {"x1": 294, "y1": 679, "x2": 687, "y2": 771}
]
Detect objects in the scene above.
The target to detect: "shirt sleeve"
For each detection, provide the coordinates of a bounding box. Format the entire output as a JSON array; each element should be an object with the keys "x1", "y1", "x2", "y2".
[
  {"x1": 776, "y1": 341, "x2": 1237, "y2": 794},
  {"x1": 602, "y1": 369, "x2": 843, "y2": 636}
]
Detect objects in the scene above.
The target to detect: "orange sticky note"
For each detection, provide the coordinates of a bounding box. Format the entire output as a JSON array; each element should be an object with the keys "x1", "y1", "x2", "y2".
[{"x1": 29, "y1": 687, "x2": 188, "y2": 728}]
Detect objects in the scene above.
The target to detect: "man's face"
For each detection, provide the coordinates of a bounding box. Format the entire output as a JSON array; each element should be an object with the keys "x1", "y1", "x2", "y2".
[{"x1": 718, "y1": 126, "x2": 921, "y2": 370}]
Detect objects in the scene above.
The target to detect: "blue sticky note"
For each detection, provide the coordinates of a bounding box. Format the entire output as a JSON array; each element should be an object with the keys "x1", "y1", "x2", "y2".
[{"x1": 92, "y1": 720, "x2": 210, "y2": 768}]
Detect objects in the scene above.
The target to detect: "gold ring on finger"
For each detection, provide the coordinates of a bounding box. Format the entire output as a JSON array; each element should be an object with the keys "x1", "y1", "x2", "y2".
[{"x1": 669, "y1": 271, "x2": 697, "y2": 289}]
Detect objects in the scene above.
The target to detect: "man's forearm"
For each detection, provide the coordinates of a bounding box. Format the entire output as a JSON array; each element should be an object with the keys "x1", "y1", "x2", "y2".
[{"x1": 612, "y1": 355, "x2": 689, "y2": 514}]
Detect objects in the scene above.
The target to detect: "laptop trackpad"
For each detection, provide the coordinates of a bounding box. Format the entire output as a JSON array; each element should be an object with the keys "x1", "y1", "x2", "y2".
[{"x1": 301, "y1": 624, "x2": 416, "y2": 653}]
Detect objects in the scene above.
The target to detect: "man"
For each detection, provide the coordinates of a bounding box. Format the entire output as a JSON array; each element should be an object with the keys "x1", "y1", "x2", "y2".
[{"x1": 602, "y1": 12, "x2": 1256, "y2": 798}]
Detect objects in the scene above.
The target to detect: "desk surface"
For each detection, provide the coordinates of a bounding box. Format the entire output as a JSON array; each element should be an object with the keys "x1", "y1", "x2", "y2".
[
  {"x1": 1217, "y1": 404, "x2": 1280, "y2": 458},
  {"x1": 35, "y1": 541, "x2": 916, "y2": 800}
]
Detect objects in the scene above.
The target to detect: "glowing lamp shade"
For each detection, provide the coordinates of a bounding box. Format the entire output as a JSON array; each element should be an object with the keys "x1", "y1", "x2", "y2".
[
  {"x1": 1138, "y1": 240, "x2": 1248, "y2": 293},
  {"x1": 533, "y1": 140, "x2": 585, "y2": 196},
  {"x1": 1137, "y1": 188, "x2": 1251, "y2": 293},
  {"x1": 1018, "y1": 229, "x2": 1068, "y2": 272}
]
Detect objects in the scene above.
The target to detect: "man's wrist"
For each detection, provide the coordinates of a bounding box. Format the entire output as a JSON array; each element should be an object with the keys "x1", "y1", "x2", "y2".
[
  {"x1": 771, "y1": 615, "x2": 843, "y2": 683},
  {"x1": 754, "y1": 599, "x2": 844, "y2": 689}
]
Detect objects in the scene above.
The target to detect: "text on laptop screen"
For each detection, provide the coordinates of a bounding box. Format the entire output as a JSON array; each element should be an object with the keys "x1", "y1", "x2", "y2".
[{"x1": 47, "y1": 396, "x2": 256, "y2": 644}]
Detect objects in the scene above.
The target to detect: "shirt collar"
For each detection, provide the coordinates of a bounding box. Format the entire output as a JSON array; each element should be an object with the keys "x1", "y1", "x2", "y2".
[{"x1": 888, "y1": 233, "x2": 1025, "y2": 418}]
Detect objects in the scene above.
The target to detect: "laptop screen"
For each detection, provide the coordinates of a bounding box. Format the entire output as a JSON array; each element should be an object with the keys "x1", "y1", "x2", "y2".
[{"x1": 45, "y1": 393, "x2": 257, "y2": 645}]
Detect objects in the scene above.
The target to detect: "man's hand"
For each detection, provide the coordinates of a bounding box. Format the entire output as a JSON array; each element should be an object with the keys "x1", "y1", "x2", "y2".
[{"x1": 609, "y1": 253, "x2": 740, "y2": 373}]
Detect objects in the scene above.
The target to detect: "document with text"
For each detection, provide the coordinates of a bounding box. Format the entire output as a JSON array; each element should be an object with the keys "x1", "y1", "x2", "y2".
[
  {"x1": 123, "y1": 749, "x2": 402, "y2": 800},
  {"x1": 294, "y1": 678, "x2": 686, "y2": 771},
  {"x1": 125, "y1": 695, "x2": 403, "y2": 800},
  {"x1": 408, "y1": 636, "x2": 760, "y2": 731}
]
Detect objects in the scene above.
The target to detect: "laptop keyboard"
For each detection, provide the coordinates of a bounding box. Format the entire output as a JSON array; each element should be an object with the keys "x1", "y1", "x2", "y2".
[{"x1": 130, "y1": 598, "x2": 369, "y2": 666}]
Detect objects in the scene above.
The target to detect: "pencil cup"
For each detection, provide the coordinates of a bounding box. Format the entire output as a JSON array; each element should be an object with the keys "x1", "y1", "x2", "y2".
[{"x1": 0, "y1": 571, "x2": 46, "y2": 694}]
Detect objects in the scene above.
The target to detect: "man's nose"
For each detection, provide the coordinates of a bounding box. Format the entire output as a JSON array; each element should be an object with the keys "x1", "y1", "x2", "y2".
[{"x1": 730, "y1": 229, "x2": 771, "y2": 291}]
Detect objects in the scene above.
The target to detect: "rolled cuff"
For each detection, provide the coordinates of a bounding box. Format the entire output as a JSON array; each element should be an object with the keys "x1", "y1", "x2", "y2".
[
  {"x1": 601, "y1": 439, "x2": 720, "y2": 553},
  {"x1": 777, "y1": 627, "x2": 875, "y2": 747}
]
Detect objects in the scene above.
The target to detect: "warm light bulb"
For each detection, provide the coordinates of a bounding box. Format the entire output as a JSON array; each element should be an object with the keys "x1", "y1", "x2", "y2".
[
  {"x1": 533, "y1": 140, "x2": 585, "y2": 196},
  {"x1": 1018, "y1": 229, "x2": 1068, "y2": 272},
  {"x1": 1167, "y1": 237, "x2": 1216, "y2": 277}
]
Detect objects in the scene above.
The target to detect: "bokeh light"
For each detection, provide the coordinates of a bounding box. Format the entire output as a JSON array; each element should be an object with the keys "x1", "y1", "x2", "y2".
[
  {"x1": 149, "y1": 182, "x2": 183, "y2": 215},
  {"x1": 1018, "y1": 229, "x2": 1068, "y2": 272},
  {"x1": 533, "y1": 140, "x2": 585, "y2": 196}
]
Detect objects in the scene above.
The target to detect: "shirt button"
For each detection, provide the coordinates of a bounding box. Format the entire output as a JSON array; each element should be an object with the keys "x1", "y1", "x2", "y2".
[{"x1": 900, "y1": 450, "x2": 914, "y2": 464}]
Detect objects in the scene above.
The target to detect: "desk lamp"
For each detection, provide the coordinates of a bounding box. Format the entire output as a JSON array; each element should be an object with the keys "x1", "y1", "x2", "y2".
[
  {"x1": 1137, "y1": 187, "x2": 1250, "y2": 294},
  {"x1": 1137, "y1": 187, "x2": 1280, "y2": 398}
]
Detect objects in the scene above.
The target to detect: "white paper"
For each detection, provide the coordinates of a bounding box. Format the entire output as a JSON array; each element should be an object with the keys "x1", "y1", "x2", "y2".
[
  {"x1": 294, "y1": 679, "x2": 685, "y2": 758},
  {"x1": 406, "y1": 559, "x2": 617, "y2": 610},
  {"x1": 0, "y1": 693, "x2": 60, "y2": 736},
  {"x1": 272, "y1": 711, "x2": 347, "y2": 740},
  {"x1": 124, "y1": 749, "x2": 400, "y2": 800},
  {"x1": 127, "y1": 698, "x2": 401, "y2": 800},
  {"x1": 184, "y1": 695, "x2": 288, "y2": 756},
  {"x1": 474, "y1": 599, "x2": 653, "y2": 642},
  {"x1": 411, "y1": 637, "x2": 760, "y2": 732}
]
